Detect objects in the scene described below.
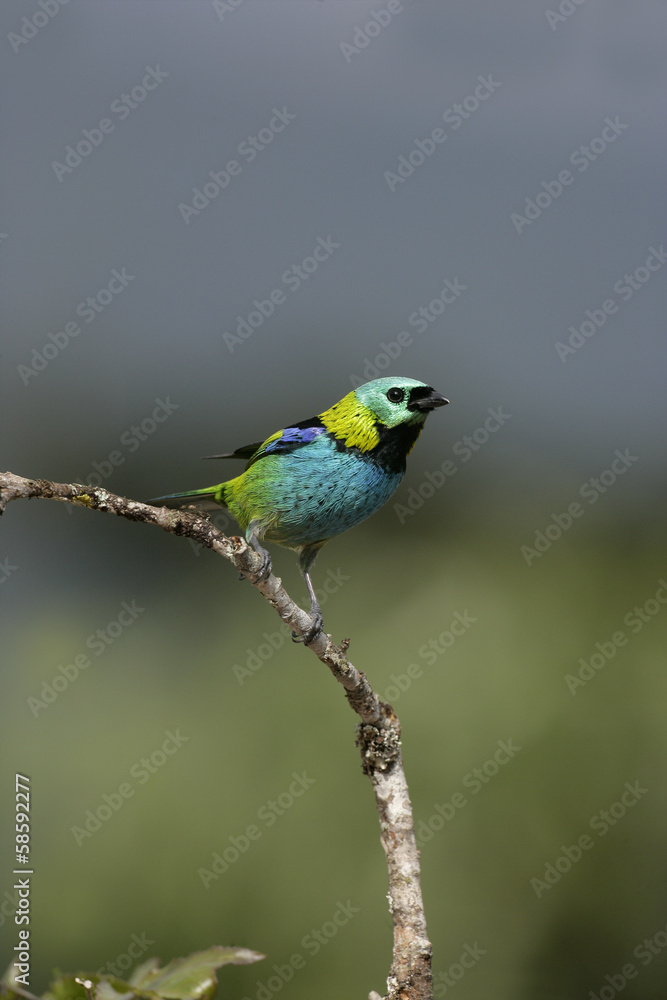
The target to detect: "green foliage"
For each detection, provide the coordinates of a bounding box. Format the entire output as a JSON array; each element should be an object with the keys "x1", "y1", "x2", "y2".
[{"x1": 1, "y1": 947, "x2": 264, "y2": 1000}]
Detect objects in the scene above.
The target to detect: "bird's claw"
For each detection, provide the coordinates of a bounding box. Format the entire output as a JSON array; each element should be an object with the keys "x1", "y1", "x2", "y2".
[
  {"x1": 238, "y1": 546, "x2": 272, "y2": 584},
  {"x1": 238, "y1": 554, "x2": 271, "y2": 584},
  {"x1": 242, "y1": 532, "x2": 273, "y2": 584},
  {"x1": 292, "y1": 607, "x2": 324, "y2": 645},
  {"x1": 251, "y1": 548, "x2": 272, "y2": 584}
]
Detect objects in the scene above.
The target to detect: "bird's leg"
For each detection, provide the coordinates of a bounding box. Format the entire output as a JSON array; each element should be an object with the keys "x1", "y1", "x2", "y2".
[
  {"x1": 241, "y1": 522, "x2": 272, "y2": 584},
  {"x1": 292, "y1": 544, "x2": 324, "y2": 645},
  {"x1": 300, "y1": 569, "x2": 324, "y2": 644}
]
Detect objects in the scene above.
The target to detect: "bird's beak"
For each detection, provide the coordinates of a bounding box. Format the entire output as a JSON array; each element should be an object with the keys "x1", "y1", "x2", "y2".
[{"x1": 408, "y1": 387, "x2": 450, "y2": 412}]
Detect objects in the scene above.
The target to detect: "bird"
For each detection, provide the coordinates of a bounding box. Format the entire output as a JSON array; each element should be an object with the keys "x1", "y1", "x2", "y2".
[{"x1": 150, "y1": 377, "x2": 448, "y2": 643}]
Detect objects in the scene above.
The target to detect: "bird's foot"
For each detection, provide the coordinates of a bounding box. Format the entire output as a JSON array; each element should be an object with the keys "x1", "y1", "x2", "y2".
[
  {"x1": 292, "y1": 605, "x2": 324, "y2": 646},
  {"x1": 243, "y1": 533, "x2": 272, "y2": 584},
  {"x1": 250, "y1": 547, "x2": 272, "y2": 584},
  {"x1": 238, "y1": 551, "x2": 271, "y2": 583}
]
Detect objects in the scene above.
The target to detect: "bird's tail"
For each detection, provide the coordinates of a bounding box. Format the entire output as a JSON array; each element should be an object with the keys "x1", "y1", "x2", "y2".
[{"x1": 148, "y1": 483, "x2": 228, "y2": 511}]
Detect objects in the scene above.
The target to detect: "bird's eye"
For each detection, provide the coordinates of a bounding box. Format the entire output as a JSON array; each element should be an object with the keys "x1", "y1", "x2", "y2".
[{"x1": 386, "y1": 387, "x2": 405, "y2": 403}]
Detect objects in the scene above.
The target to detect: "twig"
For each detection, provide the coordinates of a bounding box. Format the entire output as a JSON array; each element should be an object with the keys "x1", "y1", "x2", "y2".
[{"x1": 0, "y1": 472, "x2": 433, "y2": 1000}]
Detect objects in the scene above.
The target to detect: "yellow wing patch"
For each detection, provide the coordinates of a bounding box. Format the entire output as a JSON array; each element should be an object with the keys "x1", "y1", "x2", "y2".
[{"x1": 319, "y1": 391, "x2": 381, "y2": 452}]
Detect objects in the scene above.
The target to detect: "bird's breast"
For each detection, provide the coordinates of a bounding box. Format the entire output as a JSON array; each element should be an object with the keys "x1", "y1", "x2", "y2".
[{"x1": 229, "y1": 438, "x2": 404, "y2": 548}]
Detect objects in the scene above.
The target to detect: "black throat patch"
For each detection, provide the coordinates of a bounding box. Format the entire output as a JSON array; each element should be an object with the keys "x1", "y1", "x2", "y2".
[{"x1": 328, "y1": 419, "x2": 425, "y2": 474}]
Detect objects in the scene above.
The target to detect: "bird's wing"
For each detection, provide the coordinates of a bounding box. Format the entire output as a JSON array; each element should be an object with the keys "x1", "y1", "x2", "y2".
[
  {"x1": 246, "y1": 418, "x2": 327, "y2": 466},
  {"x1": 204, "y1": 415, "x2": 327, "y2": 466}
]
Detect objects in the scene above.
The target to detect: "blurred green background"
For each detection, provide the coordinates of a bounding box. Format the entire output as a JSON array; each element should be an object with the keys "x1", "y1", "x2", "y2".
[{"x1": 2, "y1": 2, "x2": 666, "y2": 998}]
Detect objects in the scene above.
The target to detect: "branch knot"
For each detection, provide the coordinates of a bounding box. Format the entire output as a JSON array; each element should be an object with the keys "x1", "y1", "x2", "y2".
[{"x1": 356, "y1": 721, "x2": 401, "y2": 775}]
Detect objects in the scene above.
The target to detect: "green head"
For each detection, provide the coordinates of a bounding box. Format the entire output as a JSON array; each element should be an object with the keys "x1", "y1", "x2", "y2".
[
  {"x1": 319, "y1": 377, "x2": 449, "y2": 453},
  {"x1": 353, "y1": 377, "x2": 449, "y2": 427}
]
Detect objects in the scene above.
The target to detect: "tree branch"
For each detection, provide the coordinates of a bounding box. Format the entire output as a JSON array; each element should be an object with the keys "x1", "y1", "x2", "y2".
[{"x1": 0, "y1": 471, "x2": 433, "y2": 1000}]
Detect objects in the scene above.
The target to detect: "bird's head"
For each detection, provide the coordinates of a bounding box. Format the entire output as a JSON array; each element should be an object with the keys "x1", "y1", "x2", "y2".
[
  {"x1": 319, "y1": 377, "x2": 448, "y2": 456},
  {"x1": 353, "y1": 377, "x2": 449, "y2": 427}
]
